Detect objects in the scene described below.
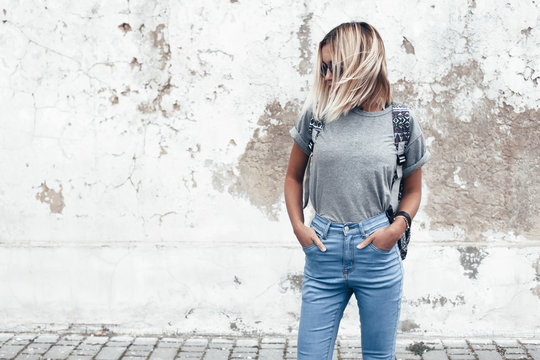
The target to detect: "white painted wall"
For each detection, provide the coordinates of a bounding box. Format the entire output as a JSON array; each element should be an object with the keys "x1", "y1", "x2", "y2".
[{"x1": 0, "y1": 0, "x2": 539, "y2": 337}]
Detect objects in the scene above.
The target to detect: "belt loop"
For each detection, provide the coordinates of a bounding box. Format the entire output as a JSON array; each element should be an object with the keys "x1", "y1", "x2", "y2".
[
  {"x1": 357, "y1": 220, "x2": 365, "y2": 237},
  {"x1": 322, "y1": 220, "x2": 331, "y2": 239}
]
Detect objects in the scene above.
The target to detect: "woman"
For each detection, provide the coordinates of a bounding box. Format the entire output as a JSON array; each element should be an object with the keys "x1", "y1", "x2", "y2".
[{"x1": 284, "y1": 22, "x2": 430, "y2": 360}]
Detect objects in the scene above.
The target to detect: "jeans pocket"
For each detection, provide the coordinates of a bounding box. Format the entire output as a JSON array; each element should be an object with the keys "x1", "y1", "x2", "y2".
[
  {"x1": 365, "y1": 222, "x2": 393, "y2": 254},
  {"x1": 368, "y1": 242, "x2": 393, "y2": 254},
  {"x1": 302, "y1": 243, "x2": 318, "y2": 252}
]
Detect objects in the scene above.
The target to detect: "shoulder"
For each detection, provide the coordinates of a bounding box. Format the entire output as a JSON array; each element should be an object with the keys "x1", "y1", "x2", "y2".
[
  {"x1": 297, "y1": 102, "x2": 314, "y2": 124},
  {"x1": 301, "y1": 102, "x2": 314, "y2": 116}
]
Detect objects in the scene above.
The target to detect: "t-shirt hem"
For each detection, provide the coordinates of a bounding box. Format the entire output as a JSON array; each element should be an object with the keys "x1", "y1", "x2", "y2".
[
  {"x1": 289, "y1": 127, "x2": 311, "y2": 156},
  {"x1": 314, "y1": 209, "x2": 390, "y2": 225},
  {"x1": 402, "y1": 150, "x2": 431, "y2": 178}
]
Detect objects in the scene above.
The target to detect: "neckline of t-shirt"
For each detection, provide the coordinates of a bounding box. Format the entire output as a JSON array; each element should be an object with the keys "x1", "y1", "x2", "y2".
[{"x1": 351, "y1": 103, "x2": 392, "y2": 117}]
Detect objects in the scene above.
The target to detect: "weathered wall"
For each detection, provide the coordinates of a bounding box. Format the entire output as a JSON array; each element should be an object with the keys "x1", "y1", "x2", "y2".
[{"x1": 0, "y1": 0, "x2": 539, "y2": 336}]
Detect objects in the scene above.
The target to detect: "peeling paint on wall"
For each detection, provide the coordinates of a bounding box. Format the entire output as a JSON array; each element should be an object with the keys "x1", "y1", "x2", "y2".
[
  {"x1": 531, "y1": 257, "x2": 540, "y2": 299},
  {"x1": 118, "y1": 22, "x2": 132, "y2": 33},
  {"x1": 215, "y1": 100, "x2": 301, "y2": 220},
  {"x1": 521, "y1": 27, "x2": 532, "y2": 37},
  {"x1": 279, "y1": 272, "x2": 303, "y2": 293},
  {"x1": 35, "y1": 182, "x2": 65, "y2": 214},
  {"x1": 220, "y1": 311, "x2": 256, "y2": 335},
  {"x1": 405, "y1": 294, "x2": 465, "y2": 308},
  {"x1": 392, "y1": 60, "x2": 540, "y2": 239},
  {"x1": 137, "y1": 76, "x2": 173, "y2": 116},
  {"x1": 297, "y1": 12, "x2": 313, "y2": 76},
  {"x1": 399, "y1": 319, "x2": 421, "y2": 332},
  {"x1": 402, "y1": 37, "x2": 415, "y2": 55},
  {"x1": 130, "y1": 57, "x2": 142, "y2": 71},
  {"x1": 457, "y1": 246, "x2": 487, "y2": 279},
  {"x1": 150, "y1": 24, "x2": 171, "y2": 71}
]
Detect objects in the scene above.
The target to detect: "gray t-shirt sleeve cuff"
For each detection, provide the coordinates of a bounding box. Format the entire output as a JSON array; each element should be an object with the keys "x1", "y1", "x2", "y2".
[
  {"x1": 289, "y1": 126, "x2": 311, "y2": 156},
  {"x1": 402, "y1": 150, "x2": 431, "y2": 178}
]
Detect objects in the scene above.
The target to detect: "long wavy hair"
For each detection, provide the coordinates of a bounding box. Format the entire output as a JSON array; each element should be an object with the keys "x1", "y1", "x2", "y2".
[{"x1": 307, "y1": 22, "x2": 392, "y2": 123}]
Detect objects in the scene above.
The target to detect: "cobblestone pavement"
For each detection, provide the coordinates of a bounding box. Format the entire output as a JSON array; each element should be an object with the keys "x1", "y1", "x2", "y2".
[{"x1": 0, "y1": 332, "x2": 539, "y2": 360}]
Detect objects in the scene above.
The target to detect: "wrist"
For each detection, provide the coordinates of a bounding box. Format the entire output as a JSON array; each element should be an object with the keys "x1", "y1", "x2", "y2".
[
  {"x1": 292, "y1": 221, "x2": 306, "y2": 235},
  {"x1": 394, "y1": 211, "x2": 411, "y2": 230},
  {"x1": 389, "y1": 217, "x2": 407, "y2": 237}
]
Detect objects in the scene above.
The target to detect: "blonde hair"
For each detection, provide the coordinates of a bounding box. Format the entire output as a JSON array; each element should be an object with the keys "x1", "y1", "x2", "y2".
[{"x1": 307, "y1": 22, "x2": 392, "y2": 123}]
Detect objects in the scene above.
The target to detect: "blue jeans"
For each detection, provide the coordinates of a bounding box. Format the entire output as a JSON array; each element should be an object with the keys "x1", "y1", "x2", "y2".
[{"x1": 297, "y1": 212, "x2": 403, "y2": 360}]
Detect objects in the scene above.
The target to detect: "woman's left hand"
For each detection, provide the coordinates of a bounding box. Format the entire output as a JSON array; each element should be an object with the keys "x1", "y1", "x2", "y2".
[{"x1": 357, "y1": 219, "x2": 406, "y2": 250}]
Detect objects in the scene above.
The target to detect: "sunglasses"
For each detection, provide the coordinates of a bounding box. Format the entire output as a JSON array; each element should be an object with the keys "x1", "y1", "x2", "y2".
[{"x1": 320, "y1": 62, "x2": 344, "y2": 77}]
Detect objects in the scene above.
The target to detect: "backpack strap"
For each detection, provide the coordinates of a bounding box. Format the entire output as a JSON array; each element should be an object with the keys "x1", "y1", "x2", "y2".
[
  {"x1": 389, "y1": 102, "x2": 412, "y2": 259},
  {"x1": 302, "y1": 117, "x2": 324, "y2": 209},
  {"x1": 390, "y1": 102, "x2": 411, "y2": 210}
]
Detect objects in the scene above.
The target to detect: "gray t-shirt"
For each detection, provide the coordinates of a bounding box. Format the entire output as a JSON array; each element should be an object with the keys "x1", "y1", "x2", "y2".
[{"x1": 289, "y1": 102, "x2": 431, "y2": 223}]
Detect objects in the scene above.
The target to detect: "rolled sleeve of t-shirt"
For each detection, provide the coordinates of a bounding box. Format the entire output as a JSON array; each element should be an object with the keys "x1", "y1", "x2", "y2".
[
  {"x1": 289, "y1": 107, "x2": 313, "y2": 156},
  {"x1": 402, "y1": 112, "x2": 431, "y2": 178}
]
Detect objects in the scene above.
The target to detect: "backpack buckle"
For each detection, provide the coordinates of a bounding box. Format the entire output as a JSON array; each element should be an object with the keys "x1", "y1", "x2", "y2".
[
  {"x1": 308, "y1": 140, "x2": 314, "y2": 151},
  {"x1": 397, "y1": 154, "x2": 406, "y2": 165}
]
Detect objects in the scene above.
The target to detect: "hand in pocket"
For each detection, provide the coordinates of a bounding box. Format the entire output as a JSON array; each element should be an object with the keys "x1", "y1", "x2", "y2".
[
  {"x1": 296, "y1": 225, "x2": 326, "y2": 252},
  {"x1": 356, "y1": 226, "x2": 399, "y2": 251}
]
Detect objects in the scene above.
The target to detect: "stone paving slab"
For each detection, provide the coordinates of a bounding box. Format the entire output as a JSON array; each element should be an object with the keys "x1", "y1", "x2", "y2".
[
  {"x1": 475, "y1": 350, "x2": 504, "y2": 360},
  {"x1": 42, "y1": 345, "x2": 77, "y2": 359},
  {"x1": 14, "y1": 355, "x2": 42, "y2": 360},
  {"x1": 446, "y1": 354, "x2": 475, "y2": 360},
  {"x1": 0, "y1": 345, "x2": 25, "y2": 359},
  {"x1": 423, "y1": 349, "x2": 449, "y2": 360},
  {"x1": 81, "y1": 336, "x2": 109, "y2": 345},
  {"x1": 202, "y1": 348, "x2": 229, "y2": 360},
  {"x1": 94, "y1": 345, "x2": 126, "y2": 360},
  {"x1": 70, "y1": 344, "x2": 102, "y2": 357},
  {"x1": 530, "y1": 350, "x2": 540, "y2": 360},
  {"x1": 21, "y1": 342, "x2": 51, "y2": 355},
  {"x1": 149, "y1": 347, "x2": 178, "y2": 360},
  {"x1": 0, "y1": 332, "x2": 538, "y2": 360}
]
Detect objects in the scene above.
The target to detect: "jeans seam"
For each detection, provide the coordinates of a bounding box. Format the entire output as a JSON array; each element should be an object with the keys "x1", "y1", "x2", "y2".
[
  {"x1": 326, "y1": 294, "x2": 350, "y2": 360},
  {"x1": 392, "y1": 292, "x2": 401, "y2": 359},
  {"x1": 392, "y1": 263, "x2": 404, "y2": 360}
]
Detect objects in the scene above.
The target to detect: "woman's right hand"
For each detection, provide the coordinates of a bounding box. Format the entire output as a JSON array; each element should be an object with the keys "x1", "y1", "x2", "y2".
[{"x1": 295, "y1": 225, "x2": 326, "y2": 252}]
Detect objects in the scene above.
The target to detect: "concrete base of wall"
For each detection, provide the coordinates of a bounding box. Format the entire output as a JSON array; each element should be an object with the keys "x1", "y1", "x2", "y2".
[{"x1": 1, "y1": 243, "x2": 539, "y2": 337}]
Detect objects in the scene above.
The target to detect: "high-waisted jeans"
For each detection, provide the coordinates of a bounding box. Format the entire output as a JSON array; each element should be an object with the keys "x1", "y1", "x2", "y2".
[{"x1": 297, "y1": 212, "x2": 404, "y2": 360}]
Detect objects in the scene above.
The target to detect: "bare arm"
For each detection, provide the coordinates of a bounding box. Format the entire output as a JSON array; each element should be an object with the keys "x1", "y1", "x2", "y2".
[
  {"x1": 284, "y1": 143, "x2": 309, "y2": 232},
  {"x1": 284, "y1": 143, "x2": 326, "y2": 251},
  {"x1": 395, "y1": 167, "x2": 423, "y2": 228}
]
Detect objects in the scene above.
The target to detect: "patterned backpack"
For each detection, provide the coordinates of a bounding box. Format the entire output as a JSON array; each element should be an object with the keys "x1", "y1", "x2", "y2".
[{"x1": 302, "y1": 101, "x2": 412, "y2": 260}]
